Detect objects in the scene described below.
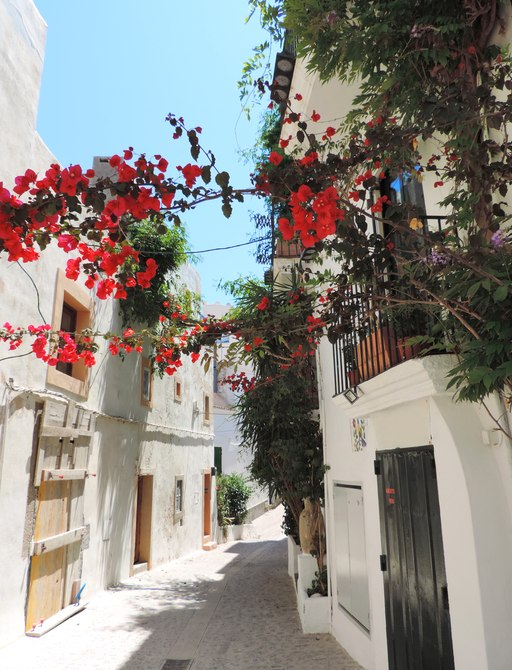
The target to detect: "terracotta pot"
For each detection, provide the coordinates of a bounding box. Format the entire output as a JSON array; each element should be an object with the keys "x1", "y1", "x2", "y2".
[
  {"x1": 356, "y1": 326, "x2": 399, "y2": 381},
  {"x1": 397, "y1": 337, "x2": 425, "y2": 361},
  {"x1": 348, "y1": 369, "x2": 360, "y2": 387}
]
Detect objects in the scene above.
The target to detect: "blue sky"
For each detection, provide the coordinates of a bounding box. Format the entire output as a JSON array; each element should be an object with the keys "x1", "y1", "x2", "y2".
[{"x1": 35, "y1": 1, "x2": 274, "y2": 304}]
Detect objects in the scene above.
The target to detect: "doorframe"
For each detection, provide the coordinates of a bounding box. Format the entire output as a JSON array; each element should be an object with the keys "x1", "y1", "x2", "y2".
[
  {"x1": 131, "y1": 473, "x2": 154, "y2": 574},
  {"x1": 202, "y1": 469, "x2": 212, "y2": 542}
]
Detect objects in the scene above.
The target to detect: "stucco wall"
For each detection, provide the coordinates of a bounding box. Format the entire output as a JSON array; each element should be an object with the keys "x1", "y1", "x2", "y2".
[
  {"x1": 204, "y1": 303, "x2": 268, "y2": 516},
  {"x1": 319, "y1": 338, "x2": 512, "y2": 670},
  {"x1": 0, "y1": 0, "x2": 214, "y2": 647},
  {"x1": 284, "y1": 33, "x2": 512, "y2": 670}
]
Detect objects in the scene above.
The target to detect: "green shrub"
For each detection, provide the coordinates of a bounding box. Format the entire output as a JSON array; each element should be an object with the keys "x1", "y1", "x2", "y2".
[
  {"x1": 217, "y1": 473, "x2": 252, "y2": 526},
  {"x1": 119, "y1": 220, "x2": 192, "y2": 328}
]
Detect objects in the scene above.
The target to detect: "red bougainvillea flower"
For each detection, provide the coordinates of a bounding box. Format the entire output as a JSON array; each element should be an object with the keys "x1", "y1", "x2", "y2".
[
  {"x1": 278, "y1": 217, "x2": 295, "y2": 241},
  {"x1": 256, "y1": 296, "x2": 270, "y2": 311},
  {"x1": 13, "y1": 169, "x2": 37, "y2": 195},
  {"x1": 136, "y1": 258, "x2": 158, "y2": 289},
  {"x1": 178, "y1": 163, "x2": 202, "y2": 188},
  {"x1": 96, "y1": 278, "x2": 116, "y2": 299},
  {"x1": 60, "y1": 165, "x2": 85, "y2": 196},
  {"x1": 298, "y1": 151, "x2": 318, "y2": 167},
  {"x1": 65, "y1": 257, "x2": 81, "y2": 280},
  {"x1": 370, "y1": 195, "x2": 389, "y2": 213},
  {"x1": 311, "y1": 110, "x2": 321, "y2": 122},
  {"x1": 269, "y1": 151, "x2": 283, "y2": 166}
]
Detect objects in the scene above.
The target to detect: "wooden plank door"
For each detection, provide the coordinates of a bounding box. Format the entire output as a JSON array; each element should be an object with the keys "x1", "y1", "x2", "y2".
[
  {"x1": 26, "y1": 400, "x2": 93, "y2": 632},
  {"x1": 26, "y1": 479, "x2": 70, "y2": 630},
  {"x1": 133, "y1": 475, "x2": 153, "y2": 568},
  {"x1": 376, "y1": 447, "x2": 454, "y2": 670},
  {"x1": 203, "y1": 472, "x2": 211, "y2": 539}
]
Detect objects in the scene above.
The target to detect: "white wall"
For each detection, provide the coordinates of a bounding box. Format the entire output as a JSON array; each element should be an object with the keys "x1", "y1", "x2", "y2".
[
  {"x1": 319, "y1": 341, "x2": 512, "y2": 670},
  {"x1": 286, "y1": 40, "x2": 512, "y2": 670},
  {"x1": 0, "y1": 0, "x2": 215, "y2": 646},
  {"x1": 204, "y1": 302, "x2": 268, "y2": 517}
]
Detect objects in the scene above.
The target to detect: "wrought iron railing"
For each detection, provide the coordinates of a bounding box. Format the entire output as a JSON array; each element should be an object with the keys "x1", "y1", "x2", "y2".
[
  {"x1": 275, "y1": 238, "x2": 303, "y2": 258},
  {"x1": 332, "y1": 215, "x2": 449, "y2": 396}
]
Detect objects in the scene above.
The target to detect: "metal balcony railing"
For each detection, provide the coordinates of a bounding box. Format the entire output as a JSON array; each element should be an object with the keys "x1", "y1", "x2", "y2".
[
  {"x1": 275, "y1": 238, "x2": 303, "y2": 258},
  {"x1": 332, "y1": 216, "x2": 449, "y2": 396}
]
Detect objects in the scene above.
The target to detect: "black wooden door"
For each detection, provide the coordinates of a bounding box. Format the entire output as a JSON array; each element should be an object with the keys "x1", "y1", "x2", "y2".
[{"x1": 376, "y1": 447, "x2": 454, "y2": 670}]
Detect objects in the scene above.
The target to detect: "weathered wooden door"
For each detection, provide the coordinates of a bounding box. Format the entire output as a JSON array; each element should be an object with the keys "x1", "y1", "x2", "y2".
[
  {"x1": 376, "y1": 447, "x2": 454, "y2": 670},
  {"x1": 203, "y1": 472, "x2": 211, "y2": 540},
  {"x1": 133, "y1": 475, "x2": 153, "y2": 568},
  {"x1": 26, "y1": 400, "x2": 94, "y2": 633}
]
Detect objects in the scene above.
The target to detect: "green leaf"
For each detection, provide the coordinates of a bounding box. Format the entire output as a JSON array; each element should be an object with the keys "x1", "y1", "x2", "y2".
[
  {"x1": 201, "y1": 165, "x2": 211, "y2": 184},
  {"x1": 467, "y1": 282, "x2": 481, "y2": 299},
  {"x1": 203, "y1": 355, "x2": 211, "y2": 374},
  {"x1": 215, "y1": 171, "x2": 230, "y2": 188},
  {"x1": 222, "y1": 203, "x2": 233, "y2": 218},
  {"x1": 493, "y1": 285, "x2": 508, "y2": 302}
]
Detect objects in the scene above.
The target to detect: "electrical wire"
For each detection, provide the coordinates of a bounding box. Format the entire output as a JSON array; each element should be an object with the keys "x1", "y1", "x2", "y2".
[
  {"x1": 182, "y1": 236, "x2": 271, "y2": 255},
  {"x1": 16, "y1": 262, "x2": 47, "y2": 324}
]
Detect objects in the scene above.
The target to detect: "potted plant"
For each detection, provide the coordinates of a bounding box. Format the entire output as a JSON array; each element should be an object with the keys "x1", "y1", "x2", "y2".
[
  {"x1": 343, "y1": 344, "x2": 360, "y2": 387},
  {"x1": 216, "y1": 473, "x2": 253, "y2": 542},
  {"x1": 296, "y1": 498, "x2": 330, "y2": 633},
  {"x1": 356, "y1": 323, "x2": 399, "y2": 381}
]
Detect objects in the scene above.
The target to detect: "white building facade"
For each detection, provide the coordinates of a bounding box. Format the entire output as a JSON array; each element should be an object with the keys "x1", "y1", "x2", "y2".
[
  {"x1": 204, "y1": 302, "x2": 269, "y2": 521},
  {"x1": 277, "y1": 27, "x2": 512, "y2": 670},
  {"x1": 0, "y1": 0, "x2": 215, "y2": 645}
]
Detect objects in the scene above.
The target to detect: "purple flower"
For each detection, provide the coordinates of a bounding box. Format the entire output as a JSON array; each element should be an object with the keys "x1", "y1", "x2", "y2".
[
  {"x1": 490, "y1": 230, "x2": 507, "y2": 248},
  {"x1": 423, "y1": 249, "x2": 450, "y2": 266},
  {"x1": 325, "y1": 11, "x2": 339, "y2": 28}
]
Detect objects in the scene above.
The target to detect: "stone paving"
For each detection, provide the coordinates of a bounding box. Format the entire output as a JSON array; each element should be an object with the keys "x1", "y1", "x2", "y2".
[{"x1": 0, "y1": 506, "x2": 362, "y2": 670}]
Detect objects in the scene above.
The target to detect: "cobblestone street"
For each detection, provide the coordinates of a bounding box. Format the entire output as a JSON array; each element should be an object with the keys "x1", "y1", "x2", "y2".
[{"x1": 0, "y1": 507, "x2": 361, "y2": 670}]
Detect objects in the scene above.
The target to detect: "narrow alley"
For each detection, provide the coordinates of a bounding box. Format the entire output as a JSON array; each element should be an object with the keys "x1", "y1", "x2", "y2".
[{"x1": 0, "y1": 507, "x2": 361, "y2": 670}]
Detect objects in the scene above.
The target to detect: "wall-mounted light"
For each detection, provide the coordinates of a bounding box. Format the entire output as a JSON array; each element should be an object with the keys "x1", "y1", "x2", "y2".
[
  {"x1": 343, "y1": 386, "x2": 362, "y2": 404},
  {"x1": 271, "y1": 52, "x2": 296, "y2": 106}
]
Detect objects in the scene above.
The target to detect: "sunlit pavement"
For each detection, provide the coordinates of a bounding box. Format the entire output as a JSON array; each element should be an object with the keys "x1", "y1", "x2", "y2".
[{"x1": 0, "y1": 506, "x2": 361, "y2": 670}]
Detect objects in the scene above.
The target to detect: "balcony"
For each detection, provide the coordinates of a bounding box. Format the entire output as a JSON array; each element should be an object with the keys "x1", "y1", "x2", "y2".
[
  {"x1": 275, "y1": 238, "x2": 304, "y2": 258},
  {"x1": 332, "y1": 215, "x2": 447, "y2": 397}
]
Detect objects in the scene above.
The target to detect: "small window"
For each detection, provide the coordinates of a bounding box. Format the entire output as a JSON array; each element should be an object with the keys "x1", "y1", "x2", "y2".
[
  {"x1": 174, "y1": 476, "x2": 184, "y2": 523},
  {"x1": 56, "y1": 303, "x2": 78, "y2": 376},
  {"x1": 174, "y1": 377, "x2": 182, "y2": 402},
  {"x1": 204, "y1": 394, "x2": 210, "y2": 423},
  {"x1": 140, "y1": 357, "x2": 153, "y2": 407},
  {"x1": 47, "y1": 270, "x2": 92, "y2": 397}
]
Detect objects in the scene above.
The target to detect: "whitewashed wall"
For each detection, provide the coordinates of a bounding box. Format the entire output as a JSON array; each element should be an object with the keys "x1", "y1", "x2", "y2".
[
  {"x1": 287, "y1": 44, "x2": 512, "y2": 670},
  {"x1": 0, "y1": 0, "x2": 214, "y2": 647},
  {"x1": 203, "y1": 302, "x2": 268, "y2": 518},
  {"x1": 319, "y1": 346, "x2": 512, "y2": 670}
]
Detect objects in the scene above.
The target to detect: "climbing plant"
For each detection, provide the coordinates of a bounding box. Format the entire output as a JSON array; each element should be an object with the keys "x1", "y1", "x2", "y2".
[
  {"x1": 2, "y1": 2, "x2": 512, "y2": 428},
  {"x1": 119, "y1": 219, "x2": 193, "y2": 328},
  {"x1": 218, "y1": 276, "x2": 325, "y2": 534}
]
